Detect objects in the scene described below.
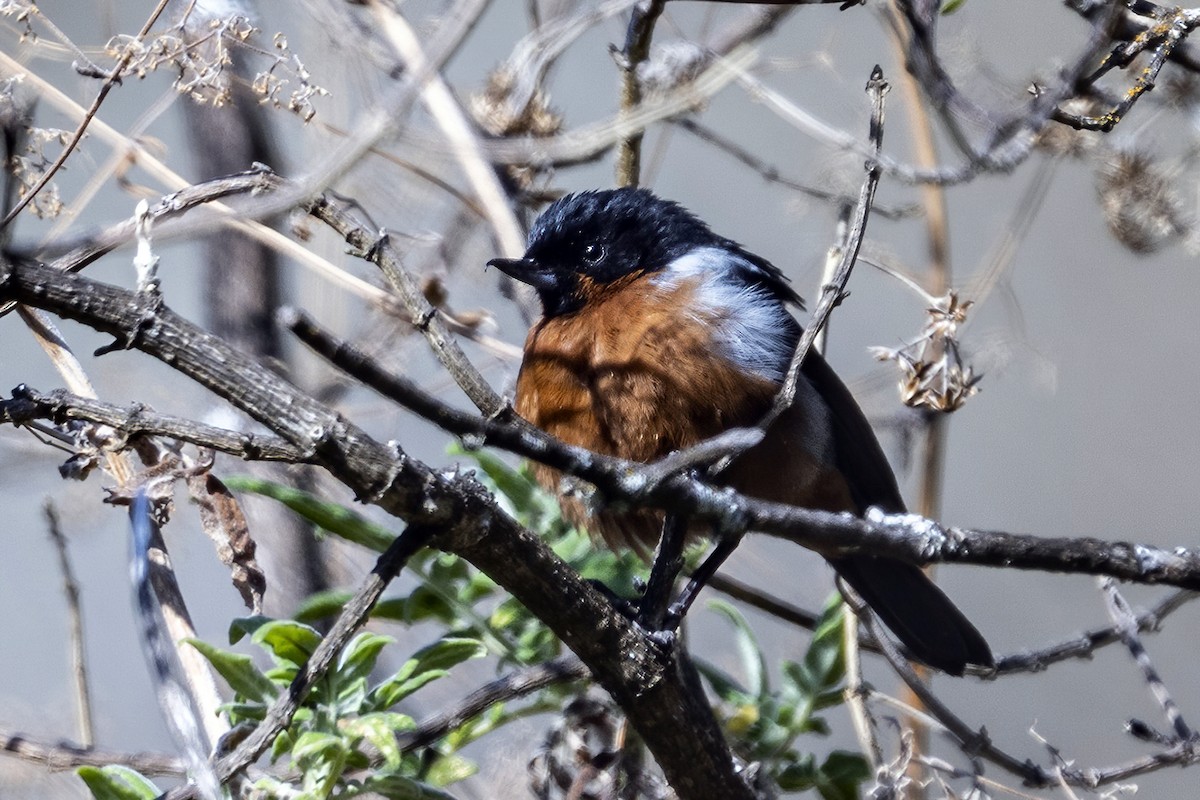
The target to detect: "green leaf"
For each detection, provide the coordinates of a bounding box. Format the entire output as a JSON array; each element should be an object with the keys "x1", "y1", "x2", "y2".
[
  {"x1": 293, "y1": 594, "x2": 423, "y2": 624},
  {"x1": 185, "y1": 638, "x2": 279, "y2": 703},
  {"x1": 941, "y1": 0, "x2": 967, "y2": 13},
  {"x1": 450, "y1": 446, "x2": 539, "y2": 518},
  {"x1": 341, "y1": 712, "x2": 414, "y2": 770},
  {"x1": 774, "y1": 754, "x2": 818, "y2": 791},
  {"x1": 228, "y1": 614, "x2": 273, "y2": 644},
  {"x1": 693, "y1": 658, "x2": 750, "y2": 705},
  {"x1": 812, "y1": 688, "x2": 846, "y2": 712},
  {"x1": 293, "y1": 730, "x2": 346, "y2": 761},
  {"x1": 806, "y1": 598, "x2": 846, "y2": 685},
  {"x1": 401, "y1": 585, "x2": 455, "y2": 624},
  {"x1": 371, "y1": 597, "x2": 411, "y2": 620},
  {"x1": 335, "y1": 677, "x2": 370, "y2": 716},
  {"x1": 340, "y1": 633, "x2": 395, "y2": 684},
  {"x1": 424, "y1": 753, "x2": 477, "y2": 786},
  {"x1": 224, "y1": 476, "x2": 396, "y2": 552},
  {"x1": 815, "y1": 751, "x2": 870, "y2": 800},
  {"x1": 293, "y1": 731, "x2": 350, "y2": 798},
  {"x1": 77, "y1": 766, "x2": 160, "y2": 800},
  {"x1": 370, "y1": 637, "x2": 485, "y2": 710},
  {"x1": 786, "y1": 595, "x2": 846, "y2": 696},
  {"x1": 707, "y1": 599, "x2": 768, "y2": 697},
  {"x1": 488, "y1": 599, "x2": 521, "y2": 629},
  {"x1": 252, "y1": 619, "x2": 324, "y2": 668},
  {"x1": 271, "y1": 729, "x2": 294, "y2": 762},
  {"x1": 294, "y1": 590, "x2": 354, "y2": 623},
  {"x1": 220, "y1": 702, "x2": 267, "y2": 722},
  {"x1": 822, "y1": 751, "x2": 870, "y2": 782},
  {"x1": 348, "y1": 775, "x2": 460, "y2": 800},
  {"x1": 801, "y1": 716, "x2": 831, "y2": 736},
  {"x1": 408, "y1": 637, "x2": 486, "y2": 674},
  {"x1": 371, "y1": 669, "x2": 450, "y2": 710}
]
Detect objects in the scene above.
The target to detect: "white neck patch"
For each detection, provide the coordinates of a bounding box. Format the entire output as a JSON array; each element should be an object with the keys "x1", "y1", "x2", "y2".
[{"x1": 654, "y1": 246, "x2": 797, "y2": 384}]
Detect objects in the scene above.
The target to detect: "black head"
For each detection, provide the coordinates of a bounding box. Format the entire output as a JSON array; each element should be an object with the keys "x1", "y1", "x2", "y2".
[{"x1": 489, "y1": 188, "x2": 796, "y2": 317}]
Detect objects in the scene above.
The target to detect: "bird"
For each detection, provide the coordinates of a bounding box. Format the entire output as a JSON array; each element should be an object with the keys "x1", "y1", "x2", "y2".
[{"x1": 487, "y1": 187, "x2": 993, "y2": 676}]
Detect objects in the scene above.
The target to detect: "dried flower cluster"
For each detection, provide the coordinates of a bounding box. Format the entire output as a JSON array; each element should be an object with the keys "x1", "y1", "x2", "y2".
[
  {"x1": 872, "y1": 291, "x2": 981, "y2": 413},
  {"x1": 0, "y1": 75, "x2": 64, "y2": 219},
  {"x1": 6, "y1": 98, "x2": 69, "y2": 220},
  {"x1": 106, "y1": 15, "x2": 252, "y2": 98},
  {"x1": 252, "y1": 33, "x2": 328, "y2": 123},
  {"x1": 103, "y1": 15, "x2": 326, "y2": 121}
]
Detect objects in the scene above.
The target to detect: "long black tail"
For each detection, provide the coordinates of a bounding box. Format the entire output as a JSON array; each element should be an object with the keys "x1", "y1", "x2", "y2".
[{"x1": 831, "y1": 555, "x2": 993, "y2": 676}]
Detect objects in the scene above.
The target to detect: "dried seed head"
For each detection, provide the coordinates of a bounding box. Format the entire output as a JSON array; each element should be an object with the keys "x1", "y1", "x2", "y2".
[
  {"x1": 1096, "y1": 150, "x2": 1190, "y2": 254},
  {"x1": 874, "y1": 291, "x2": 981, "y2": 413},
  {"x1": 470, "y1": 68, "x2": 563, "y2": 138}
]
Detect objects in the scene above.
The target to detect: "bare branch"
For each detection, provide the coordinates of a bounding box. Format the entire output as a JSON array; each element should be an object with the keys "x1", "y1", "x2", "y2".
[
  {"x1": 398, "y1": 656, "x2": 590, "y2": 753},
  {"x1": 42, "y1": 501, "x2": 94, "y2": 748},
  {"x1": 994, "y1": 589, "x2": 1197, "y2": 675},
  {"x1": 0, "y1": 730, "x2": 183, "y2": 776},
  {"x1": 761, "y1": 66, "x2": 888, "y2": 435},
  {"x1": 303, "y1": 194, "x2": 508, "y2": 416},
  {"x1": 1, "y1": 386, "x2": 310, "y2": 463},
  {"x1": 273, "y1": 302, "x2": 1200, "y2": 593},
  {"x1": 615, "y1": 0, "x2": 666, "y2": 187},
  {"x1": 1103, "y1": 579, "x2": 1193, "y2": 742}
]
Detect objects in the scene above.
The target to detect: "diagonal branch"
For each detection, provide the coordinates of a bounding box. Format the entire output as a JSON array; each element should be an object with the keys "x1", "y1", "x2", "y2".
[{"x1": 0, "y1": 257, "x2": 755, "y2": 800}]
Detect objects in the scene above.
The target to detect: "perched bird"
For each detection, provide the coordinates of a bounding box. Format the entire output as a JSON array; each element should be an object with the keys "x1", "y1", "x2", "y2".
[{"x1": 488, "y1": 187, "x2": 992, "y2": 676}]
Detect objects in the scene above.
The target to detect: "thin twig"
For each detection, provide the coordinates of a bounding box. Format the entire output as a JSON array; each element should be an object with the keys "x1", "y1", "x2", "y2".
[
  {"x1": 887, "y1": 11, "x2": 952, "y2": 787},
  {"x1": 615, "y1": 0, "x2": 666, "y2": 187},
  {"x1": 129, "y1": 491, "x2": 221, "y2": 800},
  {"x1": 857, "y1": 594, "x2": 1039, "y2": 784},
  {"x1": 397, "y1": 655, "x2": 590, "y2": 752},
  {"x1": 760, "y1": 66, "x2": 888, "y2": 434},
  {"x1": 733, "y1": 2, "x2": 1121, "y2": 187},
  {"x1": 404, "y1": 43, "x2": 756, "y2": 168},
  {"x1": 43, "y1": 500, "x2": 94, "y2": 749},
  {"x1": 1, "y1": 0, "x2": 173, "y2": 227},
  {"x1": 0, "y1": 730, "x2": 183, "y2": 776},
  {"x1": 2, "y1": 386, "x2": 311, "y2": 463},
  {"x1": 304, "y1": 195, "x2": 507, "y2": 416},
  {"x1": 843, "y1": 611, "x2": 883, "y2": 771},
  {"x1": 1054, "y1": 7, "x2": 1200, "y2": 131},
  {"x1": 994, "y1": 588, "x2": 1197, "y2": 675},
  {"x1": 671, "y1": 118, "x2": 917, "y2": 219},
  {"x1": 862, "y1": 587, "x2": 1200, "y2": 789},
  {"x1": 21, "y1": 168, "x2": 521, "y2": 362},
  {"x1": 639, "y1": 514, "x2": 689, "y2": 629},
  {"x1": 1103, "y1": 578, "x2": 1194, "y2": 742}
]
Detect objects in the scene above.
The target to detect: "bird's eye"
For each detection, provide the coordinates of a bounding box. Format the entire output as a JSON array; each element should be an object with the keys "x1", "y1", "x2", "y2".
[{"x1": 581, "y1": 243, "x2": 605, "y2": 265}]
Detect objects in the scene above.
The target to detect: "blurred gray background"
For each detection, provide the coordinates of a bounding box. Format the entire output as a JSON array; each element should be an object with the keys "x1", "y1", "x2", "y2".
[{"x1": 1, "y1": 0, "x2": 1198, "y2": 796}]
